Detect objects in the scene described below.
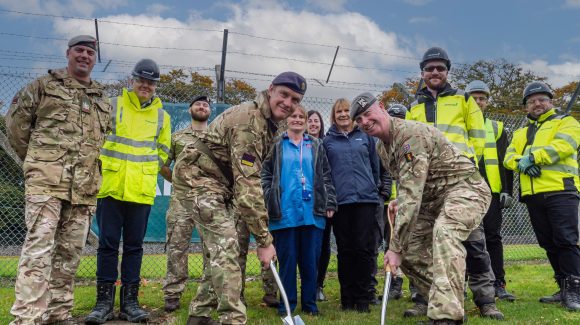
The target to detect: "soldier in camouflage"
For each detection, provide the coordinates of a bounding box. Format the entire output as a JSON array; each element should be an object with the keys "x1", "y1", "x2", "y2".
[
  {"x1": 160, "y1": 95, "x2": 212, "y2": 312},
  {"x1": 351, "y1": 93, "x2": 491, "y2": 325},
  {"x1": 6, "y1": 35, "x2": 111, "y2": 325},
  {"x1": 184, "y1": 71, "x2": 306, "y2": 325}
]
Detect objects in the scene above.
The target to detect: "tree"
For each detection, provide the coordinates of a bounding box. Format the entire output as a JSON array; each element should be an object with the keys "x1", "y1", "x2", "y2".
[
  {"x1": 224, "y1": 79, "x2": 257, "y2": 106},
  {"x1": 156, "y1": 70, "x2": 216, "y2": 104},
  {"x1": 379, "y1": 78, "x2": 421, "y2": 108},
  {"x1": 553, "y1": 81, "x2": 580, "y2": 119}
]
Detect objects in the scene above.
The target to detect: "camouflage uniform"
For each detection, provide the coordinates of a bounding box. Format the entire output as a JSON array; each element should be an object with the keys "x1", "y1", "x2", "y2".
[
  {"x1": 236, "y1": 216, "x2": 278, "y2": 301},
  {"x1": 6, "y1": 68, "x2": 111, "y2": 324},
  {"x1": 184, "y1": 90, "x2": 282, "y2": 324},
  {"x1": 162, "y1": 126, "x2": 205, "y2": 300},
  {"x1": 172, "y1": 128, "x2": 245, "y2": 324},
  {"x1": 379, "y1": 118, "x2": 491, "y2": 321}
]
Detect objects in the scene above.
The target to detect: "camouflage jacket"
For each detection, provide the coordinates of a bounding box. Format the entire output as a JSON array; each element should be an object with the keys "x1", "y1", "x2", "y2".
[
  {"x1": 377, "y1": 117, "x2": 480, "y2": 253},
  {"x1": 171, "y1": 129, "x2": 230, "y2": 199},
  {"x1": 203, "y1": 90, "x2": 280, "y2": 247},
  {"x1": 166, "y1": 125, "x2": 198, "y2": 167},
  {"x1": 6, "y1": 68, "x2": 112, "y2": 205}
]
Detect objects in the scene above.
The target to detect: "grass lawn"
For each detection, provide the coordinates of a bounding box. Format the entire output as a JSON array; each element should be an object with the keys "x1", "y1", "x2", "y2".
[{"x1": 0, "y1": 263, "x2": 577, "y2": 324}]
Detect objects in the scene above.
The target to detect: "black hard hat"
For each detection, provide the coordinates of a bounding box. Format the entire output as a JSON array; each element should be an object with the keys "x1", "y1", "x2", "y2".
[
  {"x1": 387, "y1": 103, "x2": 408, "y2": 119},
  {"x1": 522, "y1": 81, "x2": 553, "y2": 105},
  {"x1": 420, "y1": 47, "x2": 451, "y2": 70},
  {"x1": 132, "y1": 59, "x2": 160, "y2": 81}
]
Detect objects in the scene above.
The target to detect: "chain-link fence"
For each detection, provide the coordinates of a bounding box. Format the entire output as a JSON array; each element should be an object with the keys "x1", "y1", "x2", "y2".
[{"x1": 0, "y1": 69, "x2": 546, "y2": 282}]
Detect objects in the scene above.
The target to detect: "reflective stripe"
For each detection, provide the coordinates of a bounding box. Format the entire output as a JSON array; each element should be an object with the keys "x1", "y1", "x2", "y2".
[
  {"x1": 555, "y1": 132, "x2": 578, "y2": 150},
  {"x1": 506, "y1": 147, "x2": 516, "y2": 153},
  {"x1": 111, "y1": 98, "x2": 118, "y2": 134},
  {"x1": 533, "y1": 146, "x2": 561, "y2": 163},
  {"x1": 155, "y1": 108, "x2": 164, "y2": 141},
  {"x1": 484, "y1": 159, "x2": 499, "y2": 165},
  {"x1": 485, "y1": 142, "x2": 496, "y2": 148},
  {"x1": 484, "y1": 119, "x2": 502, "y2": 193},
  {"x1": 450, "y1": 141, "x2": 471, "y2": 154},
  {"x1": 100, "y1": 148, "x2": 159, "y2": 162},
  {"x1": 542, "y1": 164, "x2": 579, "y2": 176},
  {"x1": 106, "y1": 135, "x2": 157, "y2": 149},
  {"x1": 468, "y1": 128, "x2": 486, "y2": 138},
  {"x1": 437, "y1": 124, "x2": 468, "y2": 137},
  {"x1": 158, "y1": 143, "x2": 170, "y2": 155}
]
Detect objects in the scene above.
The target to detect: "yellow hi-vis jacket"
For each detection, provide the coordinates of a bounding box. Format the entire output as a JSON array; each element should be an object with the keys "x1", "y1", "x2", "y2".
[
  {"x1": 504, "y1": 108, "x2": 580, "y2": 197},
  {"x1": 98, "y1": 88, "x2": 171, "y2": 205},
  {"x1": 483, "y1": 119, "x2": 504, "y2": 193},
  {"x1": 408, "y1": 84, "x2": 486, "y2": 161}
]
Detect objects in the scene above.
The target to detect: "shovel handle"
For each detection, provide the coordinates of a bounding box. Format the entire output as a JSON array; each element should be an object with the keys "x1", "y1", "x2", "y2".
[{"x1": 270, "y1": 260, "x2": 294, "y2": 321}]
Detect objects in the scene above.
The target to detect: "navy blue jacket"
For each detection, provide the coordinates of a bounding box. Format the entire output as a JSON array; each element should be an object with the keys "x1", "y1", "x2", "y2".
[{"x1": 323, "y1": 124, "x2": 380, "y2": 205}]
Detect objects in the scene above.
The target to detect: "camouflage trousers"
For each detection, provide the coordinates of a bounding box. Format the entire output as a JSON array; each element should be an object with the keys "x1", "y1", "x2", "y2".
[
  {"x1": 400, "y1": 174, "x2": 491, "y2": 321},
  {"x1": 162, "y1": 196, "x2": 206, "y2": 300},
  {"x1": 184, "y1": 194, "x2": 247, "y2": 325},
  {"x1": 236, "y1": 218, "x2": 278, "y2": 300},
  {"x1": 10, "y1": 195, "x2": 92, "y2": 325}
]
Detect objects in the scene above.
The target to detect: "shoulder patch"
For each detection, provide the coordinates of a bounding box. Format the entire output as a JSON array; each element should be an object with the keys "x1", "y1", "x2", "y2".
[{"x1": 241, "y1": 152, "x2": 256, "y2": 167}]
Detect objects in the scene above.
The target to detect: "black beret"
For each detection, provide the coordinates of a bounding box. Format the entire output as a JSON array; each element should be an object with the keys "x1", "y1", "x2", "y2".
[
  {"x1": 350, "y1": 92, "x2": 377, "y2": 120},
  {"x1": 68, "y1": 35, "x2": 98, "y2": 51},
  {"x1": 190, "y1": 95, "x2": 211, "y2": 107},
  {"x1": 272, "y1": 71, "x2": 307, "y2": 95}
]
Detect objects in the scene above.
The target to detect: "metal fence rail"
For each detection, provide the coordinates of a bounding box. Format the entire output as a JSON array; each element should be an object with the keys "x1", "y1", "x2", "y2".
[{"x1": 0, "y1": 69, "x2": 545, "y2": 280}]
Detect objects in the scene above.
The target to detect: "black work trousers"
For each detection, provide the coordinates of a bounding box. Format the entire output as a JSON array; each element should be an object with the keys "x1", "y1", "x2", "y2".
[
  {"x1": 333, "y1": 202, "x2": 379, "y2": 307},
  {"x1": 525, "y1": 192, "x2": 580, "y2": 277},
  {"x1": 96, "y1": 196, "x2": 151, "y2": 285},
  {"x1": 316, "y1": 218, "x2": 332, "y2": 288},
  {"x1": 482, "y1": 193, "x2": 505, "y2": 282}
]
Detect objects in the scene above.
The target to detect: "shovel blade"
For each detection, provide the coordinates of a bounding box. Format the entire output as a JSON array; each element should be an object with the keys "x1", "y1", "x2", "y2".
[
  {"x1": 281, "y1": 315, "x2": 294, "y2": 325},
  {"x1": 293, "y1": 315, "x2": 306, "y2": 325}
]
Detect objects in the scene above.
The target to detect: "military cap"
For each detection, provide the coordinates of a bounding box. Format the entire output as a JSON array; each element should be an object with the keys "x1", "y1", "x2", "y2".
[
  {"x1": 68, "y1": 35, "x2": 98, "y2": 51},
  {"x1": 272, "y1": 71, "x2": 307, "y2": 95},
  {"x1": 350, "y1": 92, "x2": 377, "y2": 120},
  {"x1": 190, "y1": 95, "x2": 211, "y2": 107}
]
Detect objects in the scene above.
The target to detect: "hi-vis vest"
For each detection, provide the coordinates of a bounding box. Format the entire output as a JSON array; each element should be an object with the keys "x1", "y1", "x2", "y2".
[
  {"x1": 98, "y1": 88, "x2": 171, "y2": 205},
  {"x1": 483, "y1": 119, "x2": 503, "y2": 193},
  {"x1": 409, "y1": 87, "x2": 486, "y2": 161},
  {"x1": 504, "y1": 108, "x2": 580, "y2": 197}
]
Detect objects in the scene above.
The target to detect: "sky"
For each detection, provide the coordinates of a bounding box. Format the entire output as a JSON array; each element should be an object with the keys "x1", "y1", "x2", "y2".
[{"x1": 0, "y1": 0, "x2": 579, "y2": 102}]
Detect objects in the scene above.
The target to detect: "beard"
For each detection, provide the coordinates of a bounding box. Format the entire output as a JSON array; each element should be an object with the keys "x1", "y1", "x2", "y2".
[{"x1": 191, "y1": 110, "x2": 210, "y2": 122}]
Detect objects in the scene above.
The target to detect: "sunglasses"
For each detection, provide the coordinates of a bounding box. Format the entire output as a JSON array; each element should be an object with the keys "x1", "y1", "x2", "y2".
[{"x1": 422, "y1": 65, "x2": 448, "y2": 73}]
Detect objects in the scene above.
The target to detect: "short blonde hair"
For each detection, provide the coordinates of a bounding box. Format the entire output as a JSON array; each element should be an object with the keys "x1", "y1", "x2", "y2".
[
  {"x1": 330, "y1": 98, "x2": 351, "y2": 126},
  {"x1": 293, "y1": 104, "x2": 308, "y2": 122}
]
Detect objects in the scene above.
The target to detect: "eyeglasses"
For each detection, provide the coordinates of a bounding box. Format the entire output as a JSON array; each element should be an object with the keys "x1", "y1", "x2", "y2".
[
  {"x1": 133, "y1": 77, "x2": 158, "y2": 86},
  {"x1": 422, "y1": 65, "x2": 448, "y2": 73},
  {"x1": 526, "y1": 97, "x2": 550, "y2": 107}
]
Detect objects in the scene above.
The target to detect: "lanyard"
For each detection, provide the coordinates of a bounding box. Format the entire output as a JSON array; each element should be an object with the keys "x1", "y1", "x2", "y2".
[{"x1": 299, "y1": 138, "x2": 306, "y2": 187}]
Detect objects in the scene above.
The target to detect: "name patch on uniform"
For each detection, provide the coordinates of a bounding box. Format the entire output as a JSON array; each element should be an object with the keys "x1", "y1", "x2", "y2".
[{"x1": 241, "y1": 153, "x2": 256, "y2": 167}]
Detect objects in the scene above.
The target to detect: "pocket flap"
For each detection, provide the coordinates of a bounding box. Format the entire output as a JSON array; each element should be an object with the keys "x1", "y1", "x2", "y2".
[
  {"x1": 27, "y1": 147, "x2": 67, "y2": 162},
  {"x1": 143, "y1": 164, "x2": 158, "y2": 175},
  {"x1": 96, "y1": 100, "x2": 112, "y2": 113},
  {"x1": 44, "y1": 85, "x2": 74, "y2": 100},
  {"x1": 102, "y1": 160, "x2": 121, "y2": 171}
]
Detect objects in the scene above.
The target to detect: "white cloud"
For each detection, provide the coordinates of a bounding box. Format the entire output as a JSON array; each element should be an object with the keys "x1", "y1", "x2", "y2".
[
  {"x1": 408, "y1": 16, "x2": 436, "y2": 24},
  {"x1": 403, "y1": 0, "x2": 431, "y2": 6},
  {"x1": 519, "y1": 59, "x2": 580, "y2": 87},
  {"x1": 50, "y1": 3, "x2": 419, "y2": 99},
  {"x1": 306, "y1": 0, "x2": 349, "y2": 13},
  {"x1": 146, "y1": 4, "x2": 170, "y2": 15},
  {"x1": 565, "y1": 0, "x2": 580, "y2": 7},
  {"x1": 0, "y1": 0, "x2": 128, "y2": 16}
]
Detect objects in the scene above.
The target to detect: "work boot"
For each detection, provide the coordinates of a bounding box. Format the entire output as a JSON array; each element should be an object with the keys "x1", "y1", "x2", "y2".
[
  {"x1": 540, "y1": 276, "x2": 563, "y2": 304},
  {"x1": 85, "y1": 283, "x2": 115, "y2": 324},
  {"x1": 403, "y1": 293, "x2": 428, "y2": 317},
  {"x1": 164, "y1": 297, "x2": 180, "y2": 312},
  {"x1": 186, "y1": 316, "x2": 220, "y2": 325},
  {"x1": 316, "y1": 286, "x2": 327, "y2": 301},
  {"x1": 355, "y1": 302, "x2": 371, "y2": 313},
  {"x1": 562, "y1": 275, "x2": 580, "y2": 311},
  {"x1": 479, "y1": 303, "x2": 504, "y2": 320},
  {"x1": 119, "y1": 284, "x2": 149, "y2": 323},
  {"x1": 494, "y1": 279, "x2": 516, "y2": 301},
  {"x1": 409, "y1": 282, "x2": 419, "y2": 302},
  {"x1": 389, "y1": 276, "x2": 403, "y2": 300},
  {"x1": 262, "y1": 293, "x2": 279, "y2": 308}
]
